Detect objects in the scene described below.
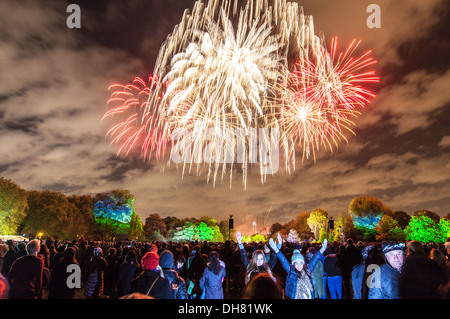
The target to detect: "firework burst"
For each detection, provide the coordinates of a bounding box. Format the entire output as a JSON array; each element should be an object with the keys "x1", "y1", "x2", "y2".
[
  {"x1": 278, "y1": 37, "x2": 379, "y2": 170},
  {"x1": 103, "y1": 0, "x2": 379, "y2": 188}
]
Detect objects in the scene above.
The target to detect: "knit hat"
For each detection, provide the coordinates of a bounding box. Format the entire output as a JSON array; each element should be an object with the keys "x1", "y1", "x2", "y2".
[
  {"x1": 141, "y1": 251, "x2": 159, "y2": 270},
  {"x1": 159, "y1": 250, "x2": 174, "y2": 269},
  {"x1": 291, "y1": 249, "x2": 304, "y2": 265},
  {"x1": 382, "y1": 241, "x2": 405, "y2": 255}
]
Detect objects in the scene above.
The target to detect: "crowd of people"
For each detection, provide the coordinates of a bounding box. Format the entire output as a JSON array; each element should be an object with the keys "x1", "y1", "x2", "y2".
[{"x1": 0, "y1": 234, "x2": 449, "y2": 300}]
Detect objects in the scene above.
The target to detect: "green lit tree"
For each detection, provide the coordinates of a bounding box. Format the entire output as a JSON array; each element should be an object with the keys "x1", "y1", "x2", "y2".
[
  {"x1": 438, "y1": 218, "x2": 450, "y2": 243},
  {"x1": 404, "y1": 214, "x2": 442, "y2": 243},
  {"x1": 170, "y1": 222, "x2": 222, "y2": 242}
]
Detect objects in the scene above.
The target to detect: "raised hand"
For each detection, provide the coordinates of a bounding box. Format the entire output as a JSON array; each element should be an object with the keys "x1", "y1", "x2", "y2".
[
  {"x1": 320, "y1": 238, "x2": 328, "y2": 254},
  {"x1": 277, "y1": 233, "x2": 283, "y2": 247},
  {"x1": 236, "y1": 231, "x2": 242, "y2": 245},
  {"x1": 268, "y1": 238, "x2": 278, "y2": 253}
]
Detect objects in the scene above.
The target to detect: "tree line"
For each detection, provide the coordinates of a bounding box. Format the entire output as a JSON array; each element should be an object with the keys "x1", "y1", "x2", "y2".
[{"x1": 1, "y1": 177, "x2": 449, "y2": 243}]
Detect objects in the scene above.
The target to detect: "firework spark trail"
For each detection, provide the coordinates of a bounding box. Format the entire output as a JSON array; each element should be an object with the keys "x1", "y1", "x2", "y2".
[
  {"x1": 278, "y1": 37, "x2": 379, "y2": 170},
  {"x1": 103, "y1": 0, "x2": 379, "y2": 189},
  {"x1": 102, "y1": 76, "x2": 168, "y2": 161}
]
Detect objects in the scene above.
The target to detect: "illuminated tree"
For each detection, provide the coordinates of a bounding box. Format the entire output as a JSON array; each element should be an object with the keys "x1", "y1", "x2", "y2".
[
  {"x1": 144, "y1": 213, "x2": 167, "y2": 237},
  {"x1": 0, "y1": 177, "x2": 28, "y2": 235},
  {"x1": 412, "y1": 210, "x2": 440, "y2": 223},
  {"x1": 21, "y1": 191, "x2": 83, "y2": 239},
  {"x1": 348, "y1": 196, "x2": 392, "y2": 230},
  {"x1": 284, "y1": 212, "x2": 312, "y2": 239},
  {"x1": 93, "y1": 190, "x2": 135, "y2": 240},
  {"x1": 241, "y1": 233, "x2": 267, "y2": 243},
  {"x1": 404, "y1": 214, "x2": 442, "y2": 243},
  {"x1": 170, "y1": 222, "x2": 224, "y2": 242},
  {"x1": 67, "y1": 194, "x2": 96, "y2": 238},
  {"x1": 375, "y1": 214, "x2": 405, "y2": 241},
  {"x1": 307, "y1": 208, "x2": 329, "y2": 241},
  {"x1": 438, "y1": 218, "x2": 450, "y2": 243}
]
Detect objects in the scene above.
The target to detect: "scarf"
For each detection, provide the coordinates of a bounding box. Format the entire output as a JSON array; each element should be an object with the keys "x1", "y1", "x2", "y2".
[{"x1": 294, "y1": 270, "x2": 313, "y2": 299}]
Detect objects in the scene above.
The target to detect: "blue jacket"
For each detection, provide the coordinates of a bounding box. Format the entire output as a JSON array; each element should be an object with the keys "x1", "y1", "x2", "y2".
[
  {"x1": 276, "y1": 250, "x2": 323, "y2": 299},
  {"x1": 199, "y1": 266, "x2": 226, "y2": 299},
  {"x1": 368, "y1": 263, "x2": 401, "y2": 299},
  {"x1": 351, "y1": 261, "x2": 365, "y2": 299}
]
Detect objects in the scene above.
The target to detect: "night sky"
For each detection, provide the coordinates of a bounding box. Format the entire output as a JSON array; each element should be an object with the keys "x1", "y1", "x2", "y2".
[{"x1": 1, "y1": 0, "x2": 449, "y2": 232}]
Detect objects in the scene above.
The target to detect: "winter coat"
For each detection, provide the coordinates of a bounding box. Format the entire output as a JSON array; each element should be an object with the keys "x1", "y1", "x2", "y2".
[
  {"x1": 130, "y1": 269, "x2": 174, "y2": 299},
  {"x1": 309, "y1": 257, "x2": 324, "y2": 298},
  {"x1": 276, "y1": 250, "x2": 322, "y2": 299},
  {"x1": 323, "y1": 254, "x2": 342, "y2": 277},
  {"x1": 399, "y1": 254, "x2": 447, "y2": 299},
  {"x1": 351, "y1": 261, "x2": 366, "y2": 299},
  {"x1": 48, "y1": 258, "x2": 79, "y2": 299},
  {"x1": 162, "y1": 268, "x2": 188, "y2": 299},
  {"x1": 8, "y1": 255, "x2": 44, "y2": 299},
  {"x1": 199, "y1": 266, "x2": 226, "y2": 299},
  {"x1": 117, "y1": 262, "x2": 138, "y2": 297},
  {"x1": 368, "y1": 263, "x2": 401, "y2": 299}
]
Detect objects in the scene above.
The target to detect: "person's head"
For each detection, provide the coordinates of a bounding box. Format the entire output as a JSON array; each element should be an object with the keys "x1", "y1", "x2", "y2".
[
  {"x1": 26, "y1": 239, "x2": 40, "y2": 256},
  {"x1": 382, "y1": 241, "x2": 405, "y2": 270},
  {"x1": 108, "y1": 247, "x2": 116, "y2": 256},
  {"x1": 242, "y1": 273, "x2": 283, "y2": 299},
  {"x1": 141, "y1": 251, "x2": 159, "y2": 270},
  {"x1": 63, "y1": 247, "x2": 77, "y2": 261},
  {"x1": 159, "y1": 250, "x2": 174, "y2": 269},
  {"x1": 125, "y1": 250, "x2": 138, "y2": 264},
  {"x1": 208, "y1": 251, "x2": 222, "y2": 275},
  {"x1": 93, "y1": 247, "x2": 103, "y2": 258},
  {"x1": 0, "y1": 244, "x2": 8, "y2": 257},
  {"x1": 291, "y1": 249, "x2": 305, "y2": 272},
  {"x1": 445, "y1": 238, "x2": 450, "y2": 254},
  {"x1": 430, "y1": 248, "x2": 446, "y2": 267},
  {"x1": 176, "y1": 256, "x2": 185, "y2": 269},
  {"x1": 406, "y1": 241, "x2": 424, "y2": 256},
  {"x1": 252, "y1": 250, "x2": 266, "y2": 267},
  {"x1": 119, "y1": 292, "x2": 154, "y2": 299}
]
